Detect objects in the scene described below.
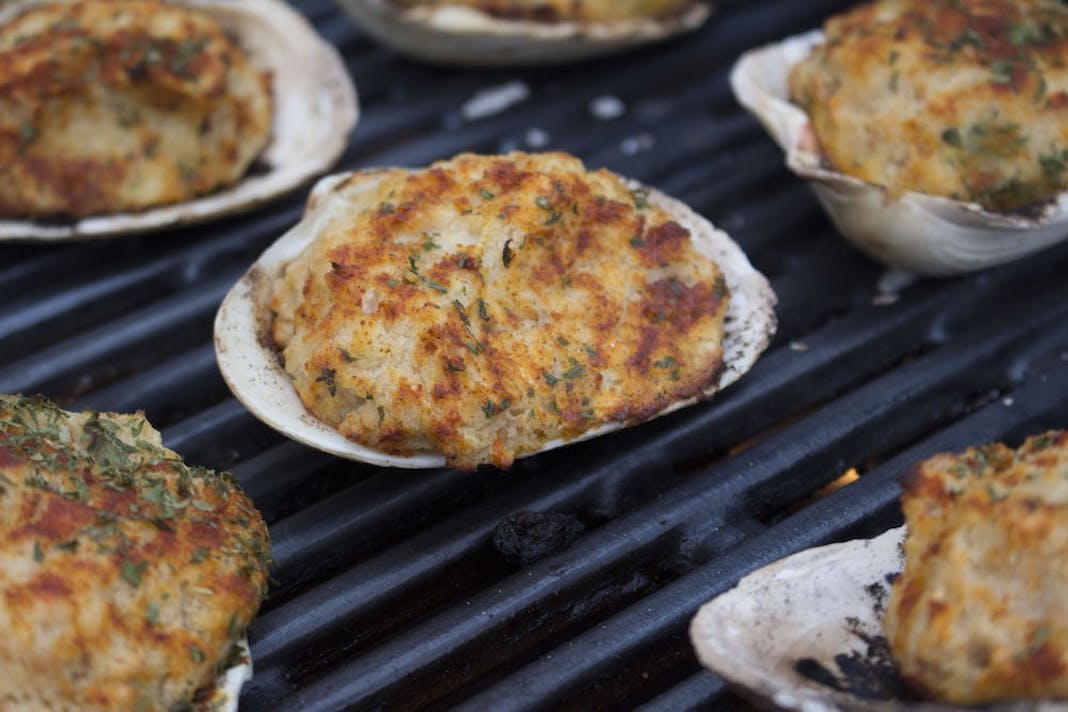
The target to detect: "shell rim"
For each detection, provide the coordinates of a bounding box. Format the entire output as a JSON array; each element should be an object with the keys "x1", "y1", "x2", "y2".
[
  {"x1": 728, "y1": 29, "x2": 1068, "y2": 275},
  {"x1": 213, "y1": 166, "x2": 777, "y2": 470},
  {"x1": 0, "y1": 0, "x2": 359, "y2": 243},
  {"x1": 689, "y1": 527, "x2": 1068, "y2": 712},
  {"x1": 333, "y1": 0, "x2": 713, "y2": 65}
]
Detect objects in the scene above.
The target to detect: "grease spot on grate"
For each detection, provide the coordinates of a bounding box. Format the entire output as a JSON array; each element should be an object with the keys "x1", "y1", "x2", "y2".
[
  {"x1": 525, "y1": 128, "x2": 551, "y2": 148},
  {"x1": 589, "y1": 95, "x2": 626, "y2": 120},
  {"x1": 460, "y1": 81, "x2": 531, "y2": 122},
  {"x1": 621, "y1": 133, "x2": 656, "y2": 155}
]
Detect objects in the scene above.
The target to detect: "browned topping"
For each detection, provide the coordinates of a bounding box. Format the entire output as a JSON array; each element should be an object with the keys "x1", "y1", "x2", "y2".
[
  {"x1": 271, "y1": 152, "x2": 730, "y2": 469},
  {"x1": 790, "y1": 0, "x2": 1068, "y2": 211},
  {"x1": 0, "y1": 0, "x2": 272, "y2": 217}
]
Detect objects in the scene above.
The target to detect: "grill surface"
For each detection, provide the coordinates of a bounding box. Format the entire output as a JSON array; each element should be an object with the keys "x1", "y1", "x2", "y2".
[{"x1": 3, "y1": 0, "x2": 1068, "y2": 709}]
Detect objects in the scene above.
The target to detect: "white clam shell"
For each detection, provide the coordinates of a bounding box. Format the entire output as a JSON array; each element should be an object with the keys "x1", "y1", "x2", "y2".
[
  {"x1": 0, "y1": 0, "x2": 359, "y2": 243},
  {"x1": 729, "y1": 31, "x2": 1068, "y2": 276},
  {"x1": 198, "y1": 637, "x2": 252, "y2": 712},
  {"x1": 334, "y1": 0, "x2": 712, "y2": 66},
  {"x1": 690, "y1": 528, "x2": 1068, "y2": 712},
  {"x1": 213, "y1": 167, "x2": 776, "y2": 469}
]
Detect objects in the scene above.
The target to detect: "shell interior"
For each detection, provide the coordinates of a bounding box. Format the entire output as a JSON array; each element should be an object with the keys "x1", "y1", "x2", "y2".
[
  {"x1": 0, "y1": 0, "x2": 359, "y2": 243},
  {"x1": 333, "y1": 0, "x2": 713, "y2": 66},
  {"x1": 689, "y1": 528, "x2": 1068, "y2": 712},
  {"x1": 729, "y1": 31, "x2": 1068, "y2": 276},
  {"x1": 213, "y1": 168, "x2": 777, "y2": 470}
]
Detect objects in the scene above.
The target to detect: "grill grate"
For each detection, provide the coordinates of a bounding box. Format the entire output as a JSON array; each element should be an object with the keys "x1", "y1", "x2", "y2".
[{"x1": 3, "y1": 0, "x2": 1068, "y2": 709}]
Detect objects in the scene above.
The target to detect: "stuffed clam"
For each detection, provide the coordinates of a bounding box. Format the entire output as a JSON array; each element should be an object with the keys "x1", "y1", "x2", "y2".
[
  {"x1": 0, "y1": 0, "x2": 358, "y2": 242},
  {"x1": 214, "y1": 152, "x2": 776, "y2": 470},
  {"x1": 690, "y1": 527, "x2": 1068, "y2": 712},
  {"x1": 730, "y1": 0, "x2": 1068, "y2": 276},
  {"x1": 691, "y1": 431, "x2": 1068, "y2": 711},
  {"x1": 333, "y1": 0, "x2": 713, "y2": 66},
  {"x1": 0, "y1": 393, "x2": 270, "y2": 710}
]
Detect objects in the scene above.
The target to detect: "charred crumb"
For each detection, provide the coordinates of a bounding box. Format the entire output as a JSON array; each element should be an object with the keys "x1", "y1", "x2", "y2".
[
  {"x1": 795, "y1": 643, "x2": 910, "y2": 701},
  {"x1": 832, "y1": 645, "x2": 908, "y2": 700},
  {"x1": 17, "y1": 214, "x2": 79, "y2": 226},
  {"x1": 864, "y1": 580, "x2": 889, "y2": 617},
  {"x1": 993, "y1": 194, "x2": 1056, "y2": 222},
  {"x1": 841, "y1": 617, "x2": 915, "y2": 700},
  {"x1": 245, "y1": 158, "x2": 273, "y2": 177},
  {"x1": 794, "y1": 657, "x2": 845, "y2": 691},
  {"x1": 795, "y1": 618, "x2": 916, "y2": 701},
  {"x1": 492, "y1": 510, "x2": 585, "y2": 567}
]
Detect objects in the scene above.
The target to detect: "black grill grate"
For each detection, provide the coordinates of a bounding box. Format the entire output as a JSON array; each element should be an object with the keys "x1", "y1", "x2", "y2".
[{"x1": 3, "y1": 0, "x2": 1068, "y2": 709}]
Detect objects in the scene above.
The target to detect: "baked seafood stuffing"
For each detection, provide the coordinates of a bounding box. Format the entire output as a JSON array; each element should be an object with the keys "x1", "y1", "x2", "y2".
[
  {"x1": 0, "y1": 0, "x2": 358, "y2": 242},
  {"x1": 730, "y1": 0, "x2": 1068, "y2": 274},
  {"x1": 886, "y1": 431, "x2": 1068, "y2": 705},
  {"x1": 390, "y1": 0, "x2": 699, "y2": 23},
  {"x1": 216, "y1": 151, "x2": 776, "y2": 471},
  {"x1": 0, "y1": 0, "x2": 272, "y2": 218},
  {"x1": 332, "y1": 0, "x2": 712, "y2": 66},
  {"x1": 789, "y1": 0, "x2": 1068, "y2": 213},
  {"x1": 0, "y1": 393, "x2": 270, "y2": 711}
]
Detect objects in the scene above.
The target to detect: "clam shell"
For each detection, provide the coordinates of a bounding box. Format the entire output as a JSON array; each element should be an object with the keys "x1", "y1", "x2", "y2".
[
  {"x1": 0, "y1": 0, "x2": 359, "y2": 243},
  {"x1": 729, "y1": 31, "x2": 1068, "y2": 276},
  {"x1": 689, "y1": 528, "x2": 1068, "y2": 712},
  {"x1": 198, "y1": 637, "x2": 252, "y2": 712},
  {"x1": 213, "y1": 168, "x2": 777, "y2": 469},
  {"x1": 333, "y1": 0, "x2": 712, "y2": 66}
]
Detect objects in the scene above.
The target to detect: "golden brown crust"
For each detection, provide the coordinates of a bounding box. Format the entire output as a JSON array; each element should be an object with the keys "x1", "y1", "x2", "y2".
[
  {"x1": 885, "y1": 431, "x2": 1068, "y2": 705},
  {"x1": 0, "y1": 0, "x2": 272, "y2": 218},
  {"x1": 0, "y1": 393, "x2": 270, "y2": 711},
  {"x1": 270, "y1": 152, "x2": 729, "y2": 470},
  {"x1": 393, "y1": 0, "x2": 696, "y2": 23},
  {"x1": 789, "y1": 0, "x2": 1068, "y2": 212}
]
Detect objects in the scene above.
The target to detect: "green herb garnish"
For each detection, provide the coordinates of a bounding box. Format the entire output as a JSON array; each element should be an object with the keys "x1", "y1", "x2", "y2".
[
  {"x1": 121, "y1": 559, "x2": 148, "y2": 588},
  {"x1": 630, "y1": 188, "x2": 649, "y2": 210},
  {"x1": 941, "y1": 127, "x2": 962, "y2": 148},
  {"x1": 18, "y1": 122, "x2": 37, "y2": 143},
  {"x1": 563, "y1": 359, "x2": 586, "y2": 380},
  {"x1": 56, "y1": 539, "x2": 79, "y2": 553},
  {"x1": 991, "y1": 60, "x2": 1015, "y2": 85}
]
